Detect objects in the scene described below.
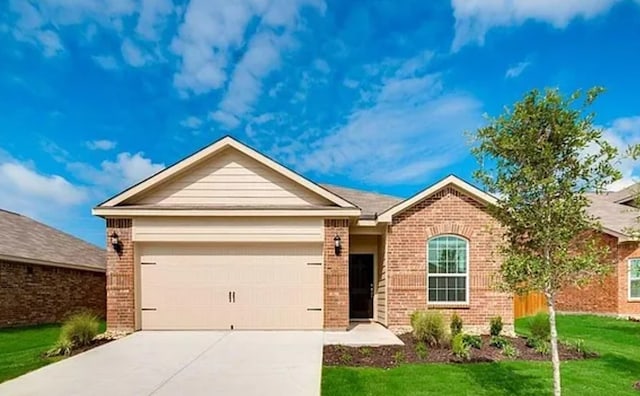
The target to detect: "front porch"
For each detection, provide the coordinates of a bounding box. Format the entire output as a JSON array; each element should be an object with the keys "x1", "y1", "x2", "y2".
[{"x1": 324, "y1": 322, "x2": 403, "y2": 346}]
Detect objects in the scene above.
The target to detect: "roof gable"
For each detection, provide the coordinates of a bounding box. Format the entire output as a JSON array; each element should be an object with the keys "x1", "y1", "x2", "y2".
[
  {"x1": 97, "y1": 136, "x2": 356, "y2": 209},
  {"x1": 377, "y1": 175, "x2": 497, "y2": 222}
]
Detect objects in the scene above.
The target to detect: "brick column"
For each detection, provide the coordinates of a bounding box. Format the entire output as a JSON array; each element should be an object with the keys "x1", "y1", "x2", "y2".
[
  {"x1": 324, "y1": 219, "x2": 350, "y2": 329},
  {"x1": 106, "y1": 218, "x2": 135, "y2": 332}
]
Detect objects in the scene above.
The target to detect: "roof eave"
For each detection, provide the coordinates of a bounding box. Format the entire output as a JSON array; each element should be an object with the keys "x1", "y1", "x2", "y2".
[{"x1": 0, "y1": 253, "x2": 105, "y2": 273}]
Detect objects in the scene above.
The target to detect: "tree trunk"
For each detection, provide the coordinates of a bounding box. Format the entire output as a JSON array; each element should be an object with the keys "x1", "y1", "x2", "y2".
[{"x1": 546, "y1": 293, "x2": 562, "y2": 396}]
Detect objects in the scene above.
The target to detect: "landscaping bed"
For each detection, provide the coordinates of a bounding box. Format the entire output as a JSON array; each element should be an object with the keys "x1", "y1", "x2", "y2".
[{"x1": 324, "y1": 333, "x2": 595, "y2": 368}]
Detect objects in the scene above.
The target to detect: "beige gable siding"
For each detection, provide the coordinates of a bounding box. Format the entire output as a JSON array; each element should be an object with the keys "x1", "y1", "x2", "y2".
[
  {"x1": 131, "y1": 149, "x2": 332, "y2": 207},
  {"x1": 132, "y1": 217, "x2": 324, "y2": 243}
]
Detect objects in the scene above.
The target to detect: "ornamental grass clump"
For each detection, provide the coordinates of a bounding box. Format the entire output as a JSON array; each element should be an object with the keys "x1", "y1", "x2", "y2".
[{"x1": 410, "y1": 310, "x2": 446, "y2": 347}]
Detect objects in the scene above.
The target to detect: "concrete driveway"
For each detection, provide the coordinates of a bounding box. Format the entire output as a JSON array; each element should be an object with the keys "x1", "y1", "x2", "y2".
[{"x1": 0, "y1": 331, "x2": 323, "y2": 396}]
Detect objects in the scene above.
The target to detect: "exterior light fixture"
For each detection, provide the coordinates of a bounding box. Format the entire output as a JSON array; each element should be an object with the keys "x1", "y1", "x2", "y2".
[
  {"x1": 110, "y1": 232, "x2": 122, "y2": 255},
  {"x1": 333, "y1": 235, "x2": 342, "y2": 256}
]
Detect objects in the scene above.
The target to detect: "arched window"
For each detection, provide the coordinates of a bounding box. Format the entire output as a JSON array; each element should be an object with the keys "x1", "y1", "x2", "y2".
[{"x1": 427, "y1": 235, "x2": 469, "y2": 304}]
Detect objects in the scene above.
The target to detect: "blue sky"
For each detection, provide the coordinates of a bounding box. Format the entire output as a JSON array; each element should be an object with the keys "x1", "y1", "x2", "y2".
[{"x1": 1, "y1": 0, "x2": 640, "y2": 247}]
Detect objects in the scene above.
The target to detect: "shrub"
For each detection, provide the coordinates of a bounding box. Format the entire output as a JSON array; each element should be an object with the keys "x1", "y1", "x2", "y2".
[
  {"x1": 415, "y1": 341, "x2": 429, "y2": 360},
  {"x1": 359, "y1": 347, "x2": 372, "y2": 357},
  {"x1": 45, "y1": 338, "x2": 74, "y2": 357},
  {"x1": 490, "y1": 316, "x2": 503, "y2": 337},
  {"x1": 394, "y1": 350, "x2": 406, "y2": 364},
  {"x1": 60, "y1": 311, "x2": 100, "y2": 347},
  {"x1": 563, "y1": 339, "x2": 592, "y2": 358},
  {"x1": 411, "y1": 310, "x2": 446, "y2": 346},
  {"x1": 502, "y1": 343, "x2": 519, "y2": 359},
  {"x1": 490, "y1": 335, "x2": 509, "y2": 349},
  {"x1": 450, "y1": 313, "x2": 463, "y2": 337},
  {"x1": 451, "y1": 333, "x2": 470, "y2": 360},
  {"x1": 529, "y1": 312, "x2": 550, "y2": 341},
  {"x1": 339, "y1": 351, "x2": 353, "y2": 365},
  {"x1": 462, "y1": 334, "x2": 482, "y2": 349},
  {"x1": 528, "y1": 338, "x2": 550, "y2": 355}
]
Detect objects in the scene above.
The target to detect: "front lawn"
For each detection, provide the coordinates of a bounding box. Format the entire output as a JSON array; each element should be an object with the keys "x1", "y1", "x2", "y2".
[
  {"x1": 0, "y1": 321, "x2": 106, "y2": 384},
  {"x1": 322, "y1": 315, "x2": 640, "y2": 395}
]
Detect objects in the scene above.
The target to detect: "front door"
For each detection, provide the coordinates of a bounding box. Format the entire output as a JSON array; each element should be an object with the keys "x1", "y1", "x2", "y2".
[{"x1": 349, "y1": 254, "x2": 374, "y2": 319}]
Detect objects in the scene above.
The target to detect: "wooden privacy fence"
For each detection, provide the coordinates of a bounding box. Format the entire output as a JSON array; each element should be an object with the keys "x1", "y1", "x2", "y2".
[{"x1": 514, "y1": 292, "x2": 548, "y2": 319}]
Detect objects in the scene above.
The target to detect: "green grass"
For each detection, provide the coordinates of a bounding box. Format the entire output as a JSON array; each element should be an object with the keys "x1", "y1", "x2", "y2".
[
  {"x1": 0, "y1": 321, "x2": 106, "y2": 384},
  {"x1": 322, "y1": 315, "x2": 640, "y2": 395}
]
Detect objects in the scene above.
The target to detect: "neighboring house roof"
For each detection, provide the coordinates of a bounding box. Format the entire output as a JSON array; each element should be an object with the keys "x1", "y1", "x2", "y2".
[
  {"x1": 607, "y1": 182, "x2": 639, "y2": 204},
  {"x1": 586, "y1": 193, "x2": 639, "y2": 242},
  {"x1": 96, "y1": 135, "x2": 357, "y2": 211},
  {"x1": 0, "y1": 209, "x2": 106, "y2": 272},
  {"x1": 321, "y1": 184, "x2": 403, "y2": 219}
]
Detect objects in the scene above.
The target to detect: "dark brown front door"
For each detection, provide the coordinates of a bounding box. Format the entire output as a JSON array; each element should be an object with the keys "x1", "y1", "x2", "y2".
[{"x1": 349, "y1": 254, "x2": 374, "y2": 319}]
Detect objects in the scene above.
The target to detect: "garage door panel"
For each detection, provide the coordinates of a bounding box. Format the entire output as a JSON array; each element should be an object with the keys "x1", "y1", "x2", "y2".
[{"x1": 139, "y1": 243, "x2": 323, "y2": 330}]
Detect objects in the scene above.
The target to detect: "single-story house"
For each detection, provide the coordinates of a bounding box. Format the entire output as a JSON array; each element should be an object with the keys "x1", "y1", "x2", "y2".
[
  {"x1": 93, "y1": 136, "x2": 512, "y2": 334},
  {"x1": 0, "y1": 209, "x2": 106, "y2": 327},
  {"x1": 557, "y1": 185, "x2": 640, "y2": 317}
]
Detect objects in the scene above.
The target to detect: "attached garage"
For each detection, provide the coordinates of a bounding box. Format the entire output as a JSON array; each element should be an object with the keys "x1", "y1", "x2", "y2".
[
  {"x1": 94, "y1": 137, "x2": 360, "y2": 332},
  {"x1": 138, "y1": 243, "x2": 324, "y2": 330}
]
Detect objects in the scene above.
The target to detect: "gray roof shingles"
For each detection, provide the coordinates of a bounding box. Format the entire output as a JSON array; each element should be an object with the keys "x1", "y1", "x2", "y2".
[
  {"x1": 0, "y1": 209, "x2": 105, "y2": 271},
  {"x1": 321, "y1": 184, "x2": 403, "y2": 219},
  {"x1": 323, "y1": 183, "x2": 639, "y2": 239}
]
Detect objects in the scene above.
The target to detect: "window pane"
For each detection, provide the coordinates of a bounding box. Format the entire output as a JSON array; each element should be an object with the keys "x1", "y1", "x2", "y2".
[
  {"x1": 429, "y1": 290, "x2": 437, "y2": 301},
  {"x1": 437, "y1": 289, "x2": 446, "y2": 301},
  {"x1": 630, "y1": 260, "x2": 640, "y2": 279},
  {"x1": 447, "y1": 290, "x2": 456, "y2": 302},
  {"x1": 456, "y1": 289, "x2": 466, "y2": 302},
  {"x1": 631, "y1": 280, "x2": 640, "y2": 299}
]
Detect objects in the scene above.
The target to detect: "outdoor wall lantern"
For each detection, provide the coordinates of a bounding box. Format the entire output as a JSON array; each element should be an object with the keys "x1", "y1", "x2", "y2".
[
  {"x1": 334, "y1": 235, "x2": 342, "y2": 256},
  {"x1": 110, "y1": 232, "x2": 122, "y2": 255}
]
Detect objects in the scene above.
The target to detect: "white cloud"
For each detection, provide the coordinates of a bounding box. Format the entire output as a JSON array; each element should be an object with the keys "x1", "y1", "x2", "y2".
[
  {"x1": 92, "y1": 55, "x2": 119, "y2": 70},
  {"x1": 136, "y1": 0, "x2": 175, "y2": 41},
  {"x1": 68, "y1": 152, "x2": 164, "y2": 191},
  {"x1": 602, "y1": 116, "x2": 640, "y2": 191},
  {"x1": 86, "y1": 140, "x2": 117, "y2": 151},
  {"x1": 173, "y1": 0, "x2": 324, "y2": 125},
  {"x1": 343, "y1": 78, "x2": 359, "y2": 89},
  {"x1": 216, "y1": 32, "x2": 289, "y2": 119},
  {"x1": 281, "y1": 51, "x2": 483, "y2": 185},
  {"x1": 505, "y1": 61, "x2": 531, "y2": 78},
  {"x1": 313, "y1": 58, "x2": 331, "y2": 74},
  {"x1": 7, "y1": 0, "x2": 138, "y2": 56},
  {"x1": 180, "y1": 116, "x2": 203, "y2": 129},
  {"x1": 120, "y1": 38, "x2": 153, "y2": 67},
  {"x1": 209, "y1": 110, "x2": 241, "y2": 129},
  {"x1": 0, "y1": 156, "x2": 88, "y2": 220},
  {"x1": 451, "y1": 0, "x2": 620, "y2": 50}
]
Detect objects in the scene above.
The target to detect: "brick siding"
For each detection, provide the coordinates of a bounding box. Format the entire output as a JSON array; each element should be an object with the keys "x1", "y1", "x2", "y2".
[
  {"x1": 386, "y1": 187, "x2": 513, "y2": 334},
  {"x1": 0, "y1": 259, "x2": 105, "y2": 327},
  {"x1": 324, "y1": 219, "x2": 350, "y2": 329},
  {"x1": 106, "y1": 218, "x2": 135, "y2": 332},
  {"x1": 556, "y1": 236, "x2": 640, "y2": 317},
  {"x1": 556, "y1": 233, "x2": 619, "y2": 314}
]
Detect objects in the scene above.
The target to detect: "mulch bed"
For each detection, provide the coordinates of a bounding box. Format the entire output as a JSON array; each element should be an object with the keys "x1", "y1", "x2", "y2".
[
  {"x1": 68, "y1": 339, "x2": 112, "y2": 356},
  {"x1": 323, "y1": 333, "x2": 596, "y2": 368}
]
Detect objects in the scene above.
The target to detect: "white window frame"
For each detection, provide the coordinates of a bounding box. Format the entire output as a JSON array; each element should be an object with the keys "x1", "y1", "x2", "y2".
[
  {"x1": 426, "y1": 235, "x2": 470, "y2": 305},
  {"x1": 629, "y1": 258, "x2": 640, "y2": 301}
]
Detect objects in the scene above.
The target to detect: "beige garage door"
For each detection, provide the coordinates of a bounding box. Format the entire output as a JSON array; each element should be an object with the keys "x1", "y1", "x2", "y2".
[{"x1": 139, "y1": 243, "x2": 323, "y2": 330}]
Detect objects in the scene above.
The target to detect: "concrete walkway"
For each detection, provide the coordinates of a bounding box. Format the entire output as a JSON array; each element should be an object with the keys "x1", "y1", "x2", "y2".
[
  {"x1": 324, "y1": 322, "x2": 404, "y2": 346},
  {"x1": 0, "y1": 331, "x2": 323, "y2": 396}
]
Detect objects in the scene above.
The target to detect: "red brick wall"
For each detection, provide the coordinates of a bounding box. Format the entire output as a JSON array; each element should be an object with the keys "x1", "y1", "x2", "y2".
[
  {"x1": 0, "y1": 260, "x2": 105, "y2": 327},
  {"x1": 106, "y1": 218, "x2": 135, "y2": 332},
  {"x1": 556, "y1": 233, "x2": 619, "y2": 314},
  {"x1": 386, "y1": 187, "x2": 513, "y2": 333},
  {"x1": 617, "y1": 242, "x2": 640, "y2": 316},
  {"x1": 324, "y1": 219, "x2": 350, "y2": 329}
]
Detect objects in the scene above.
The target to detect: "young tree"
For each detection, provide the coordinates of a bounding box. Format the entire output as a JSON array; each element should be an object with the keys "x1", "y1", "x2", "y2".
[{"x1": 471, "y1": 88, "x2": 621, "y2": 396}]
